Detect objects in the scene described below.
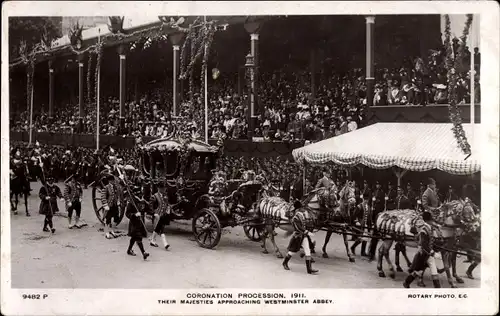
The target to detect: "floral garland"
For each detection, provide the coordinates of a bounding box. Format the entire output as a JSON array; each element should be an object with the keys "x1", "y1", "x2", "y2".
[
  {"x1": 86, "y1": 53, "x2": 93, "y2": 105},
  {"x1": 94, "y1": 41, "x2": 104, "y2": 111},
  {"x1": 443, "y1": 14, "x2": 473, "y2": 156}
]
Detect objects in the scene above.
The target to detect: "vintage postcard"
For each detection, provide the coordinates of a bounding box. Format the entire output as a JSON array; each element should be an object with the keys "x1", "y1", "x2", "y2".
[{"x1": 1, "y1": 1, "x2": 498, "y2": 315}]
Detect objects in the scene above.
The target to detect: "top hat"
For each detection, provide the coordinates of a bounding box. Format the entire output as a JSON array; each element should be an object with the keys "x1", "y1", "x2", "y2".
[{"x1": 428, "y1": 178, "x2": 436, "y2": 185}]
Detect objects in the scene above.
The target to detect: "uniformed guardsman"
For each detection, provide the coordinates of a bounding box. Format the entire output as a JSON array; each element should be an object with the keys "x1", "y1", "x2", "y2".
[
  {"x1": 149, "y1": 187, "x2": 175, "y2": 251},
  {"x1": 386, "y1": 182, "x2": 397, "y2": 210},
  {"x1": 406, "y1": 182, "x2": 418, "y2": 209},
  {"x1": 445, "y1": 185, "x2": 459, "y2": 203},
  {"x1": 403, "y1": 211, "x2": 442, "y2": 288},
  {"x1": 126, "y1": 190, "x2": 150, "y2": 260},
  {"x1": 39, "y1": 175, "x2": 64, "y2": 233},
  {"x1": 282, "y1": 205, "x2": 319, "y2": 274},
  {"x1": 101, "y1": 175, "x2": 121, "y2": 239},
  {"x1": 395, "y1": 186, "x2": 411, "y2": 209},
  {"x1": 64, "y1": 173, "x2": 84, "y2": 229},
  {"x1": 368, "y1": 181, "x2": 385, "y2": 261}
]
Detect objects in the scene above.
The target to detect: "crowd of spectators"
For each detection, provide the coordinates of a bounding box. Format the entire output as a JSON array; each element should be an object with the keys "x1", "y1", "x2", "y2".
[{"x1": 10, "y1": 43, "x2": 480, "y2": 143}]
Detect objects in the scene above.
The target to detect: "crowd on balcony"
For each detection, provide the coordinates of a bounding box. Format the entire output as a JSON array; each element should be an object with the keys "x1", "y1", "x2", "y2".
[{"x1": 10, "y1": 43, "x2": 480, "y2": 142}]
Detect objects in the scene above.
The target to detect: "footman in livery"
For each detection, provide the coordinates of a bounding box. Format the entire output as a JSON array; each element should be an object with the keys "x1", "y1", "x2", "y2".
[
  {"x1": 282, "y1": 206, "x2": 319, "y2": 274},
  {"x1": 38, "y1": 175, "x2": 63, "y2": 233},
  {"x1": 64, "y1": 173, "x2": 85, "y2": 229}
]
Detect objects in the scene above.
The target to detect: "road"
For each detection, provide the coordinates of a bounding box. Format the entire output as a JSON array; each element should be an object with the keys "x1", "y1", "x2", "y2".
[{"x1": 9, "y1": 182, "x2": 480, "y2": 289}]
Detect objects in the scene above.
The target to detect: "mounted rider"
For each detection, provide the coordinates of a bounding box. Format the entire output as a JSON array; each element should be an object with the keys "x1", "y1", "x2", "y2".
[
  {"x1": 11, "y1": 149, "x2": 32, "y2": 193},
  {"x1": 315, "y1": 168, "x2": 336, "y2": 192},
  {"x1": 422, "y1": 178, "x2": 440, "y2": 215},
  {"x1": 404, "y1": 211, "x2": 442, "y2": 288}
]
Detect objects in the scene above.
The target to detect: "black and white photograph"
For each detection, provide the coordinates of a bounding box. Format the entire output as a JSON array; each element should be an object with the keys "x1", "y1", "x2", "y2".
[{"x1": 1, "y1": 1, "x2": 498, "y2": 315}]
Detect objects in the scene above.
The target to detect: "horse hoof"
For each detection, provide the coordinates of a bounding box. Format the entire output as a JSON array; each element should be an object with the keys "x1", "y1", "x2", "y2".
[
  {"x1": 466, "y1": 273, "x2": 474, "y2": 279},
  {"x1": 349, "y1": 257, "x2": 355, "y2": 263},
  {"x1": 417, "y1": 282, "x2": 426, "y2": 287},
  {"x1": 322, "y1": 253, "x2": 329, "y2": 259},
  {"x1": 396, "y1": 266, "x2": 403, "y2": 272},
  {"x1": 262, "y1": 250, "x2": 269, "y2": 254},
  {"x1": 276, "y1": 253, "x2": 284, "y2": 259},
  {"x1": 378, "y1": 271, "x2": 386, "y2": 278},
  {"x1": 455, "y1": 276, "x2": 464, "y2": 284}
]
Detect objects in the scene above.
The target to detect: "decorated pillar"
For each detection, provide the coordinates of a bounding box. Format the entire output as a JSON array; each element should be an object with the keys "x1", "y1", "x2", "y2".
[
  {"x1": 48, "y1": 60, "x2": 54, "y2": 119},
  {"x1": 244, "y1": 19, "x2": 261, "y2": 125},
  {"x1": 170, "y1": 32, "x2": 184, "y2": 117},
  {"x1": 78, "y1": 53, "x2": 85, "y2": 132},
  {"x1": 310, "y1": 49, "x2": 316, "y2": 101},
  {"x1": 118, "y1": 44, "x2": 127, "y2": 133},
  {"x1": 365, "y1": 16, "x2": 375, "y2": 107}
]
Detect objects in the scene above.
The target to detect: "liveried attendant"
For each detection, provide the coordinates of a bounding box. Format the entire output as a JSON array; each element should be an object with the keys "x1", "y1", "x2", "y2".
[
  {"x1": 39, "y1": 175, "x2": 64, "y2": 233},
  {"x1": 64, "y1": 173, "x2": 85, "y2": 229}
]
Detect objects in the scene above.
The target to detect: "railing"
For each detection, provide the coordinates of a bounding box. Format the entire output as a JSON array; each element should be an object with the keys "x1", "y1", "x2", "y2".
[
  {"x1": 366, "y1": 103, "x2": 481, "y2": 124},
  {"x1": 9, "y1": 131, "x2": 305, "y2": 157}
]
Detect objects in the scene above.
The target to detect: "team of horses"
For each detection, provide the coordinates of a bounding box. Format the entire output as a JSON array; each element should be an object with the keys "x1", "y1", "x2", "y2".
[{"x1": 231, "y1": 180, "x2": 480, "y2": 287}]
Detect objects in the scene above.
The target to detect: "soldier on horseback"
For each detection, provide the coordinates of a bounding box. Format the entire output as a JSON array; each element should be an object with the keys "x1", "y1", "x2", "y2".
[{"x1": 10, "y1": 149, "x2": 32, "y2": 216}]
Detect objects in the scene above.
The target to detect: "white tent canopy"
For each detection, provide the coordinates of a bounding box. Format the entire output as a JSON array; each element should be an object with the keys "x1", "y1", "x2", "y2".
[{"x1": 292, "y1": 123, "x2": 480, "y2": 175}]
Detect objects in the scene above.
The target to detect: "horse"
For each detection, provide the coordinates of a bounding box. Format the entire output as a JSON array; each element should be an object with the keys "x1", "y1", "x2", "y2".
[
  {"x1": 257, "y1": 193, "x2": 300, "y2": 258},
  {"x1": 434, "y1": 199, "x2": 481, "y2": 286},
  {"x1": 319, "y1": 182, "x2": 358, "y2": 262},
  {"x1": 10, "y1": 165, "x2": 31, "y2": 216},
  {"x1": 374, "y1": 200, "x2": 478, "y2": 287}
]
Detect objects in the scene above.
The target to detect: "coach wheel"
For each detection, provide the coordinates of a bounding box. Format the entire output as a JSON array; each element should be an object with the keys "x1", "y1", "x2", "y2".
[
  {"x1": 92, "y1": 175, "x2": 126, "y2": 226},
  {"x1": 192, "y1": 208, "x2": 222, "y2": 249},
  {"x1": 243, "y1": 225, "x2": 263, "y2": 242}
]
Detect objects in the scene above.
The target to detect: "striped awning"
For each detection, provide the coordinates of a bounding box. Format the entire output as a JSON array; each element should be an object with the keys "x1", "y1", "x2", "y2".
[{"x1": 292, "y1": 123, "x2": 480, "y2": 175}]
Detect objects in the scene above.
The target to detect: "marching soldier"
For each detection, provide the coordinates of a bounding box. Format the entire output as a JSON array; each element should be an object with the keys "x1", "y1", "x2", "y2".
[
  {"x1": 406, "y1": 182, "x2": 418, "y2": 209},
  {"x1": 282, "y1": 206, "x2": 319, "y2": 275},
  {"x1": 403, "y1": 211, "x2": 442, "y2": 288},
  {"x1": 386, "y1": 182, "x2": 397, "y2": 210},
  {"x1": 39, "y1": 175, "x2": 64, "y2": 233},
  {"x1": 64, "y1": 173, "x2": 85, "y2": 229},
  {"x1": 101, "y1": 175, "x2": 121, "y2": 239},
  {"x1": 395, "y1": 186, "x2": 412, "y2": 209},
  {"x1": 422, "y1": 178, "x2": 440, "y2": 213},
  {"x1": 126, "y1": 190, "x2": 150, "y2": 260},
  {"x1": 368, "y1": 181, "x2": 385, "y2": 261}
]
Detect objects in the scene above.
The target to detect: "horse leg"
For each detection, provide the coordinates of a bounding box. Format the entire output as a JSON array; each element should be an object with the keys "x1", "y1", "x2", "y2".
[
  {"x1": 395, "y1": 242, "x2": 403, "y2": 272},
  {"x1": 322, "y1": 230, "x2": 333, "y2": 258},
  {"x1": 401, "y1": 244, "x2": 412, "y2": 268},
  {"x1": 451, "y1": 252, "x2": 464, "y2": 284},
  {"x1": 260, "y1": 225, "x2": 269, "y2": 255},
  {"x1": 350, "y1": 237, "x2": 362, "y2": 256},
  {"x1": 269, "y1": 225, "x2": 283, "y2": 259},
  {"x1": 343, "y1": 233, "x2": 355, "y2": 262},
  {"x1": 417, "y1": 268, "x2": 427, "y2": 287},
  {"x1": 24, "y1": 193, "x2": 30, "y2": 216},
  {"x1": 384, "y1": 245, "x2": 396, "y2": 279},
  {"x1": 377, "y1": 240, "x2": 390, "y2": 277},
  {"x1": 442, "y1": 252, "x2": 457, "y2": 288}
]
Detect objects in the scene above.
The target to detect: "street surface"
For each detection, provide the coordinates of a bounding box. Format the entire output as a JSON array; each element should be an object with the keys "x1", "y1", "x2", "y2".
[{"x1": 10, "y1": 182, "x2": 480, "y2": 289}]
